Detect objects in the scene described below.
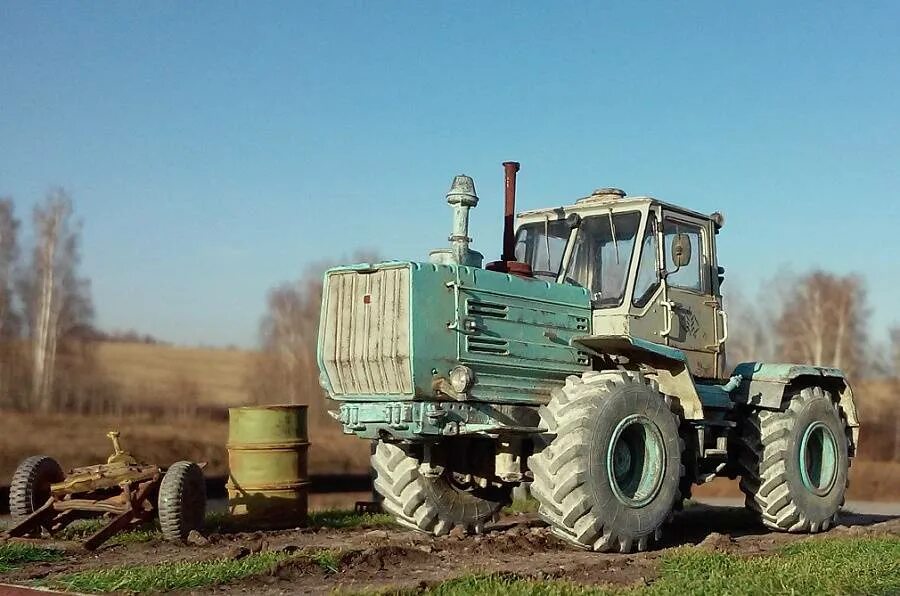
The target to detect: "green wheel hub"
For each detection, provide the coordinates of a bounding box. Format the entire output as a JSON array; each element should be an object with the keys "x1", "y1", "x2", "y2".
[
  {"x1": 607, "y1": 415, "x2": 666, "y2": 508},
  {"x1": 799, "y1": 421, "x2": 838, "y2": 496}
]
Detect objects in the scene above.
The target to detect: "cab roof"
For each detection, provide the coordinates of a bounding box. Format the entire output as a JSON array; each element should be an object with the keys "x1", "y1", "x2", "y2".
[{"x1": 517, "y1": 191, "x2": 715, "y2": 224}]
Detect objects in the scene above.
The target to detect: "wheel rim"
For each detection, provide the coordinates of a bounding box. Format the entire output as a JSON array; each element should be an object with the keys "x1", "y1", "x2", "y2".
[
  {"x1": 799, "y1": 421, "x2": 838, "y2": 496},
  {"x1": 607, "y1": 414, "x2": 666, "y2": 508}
]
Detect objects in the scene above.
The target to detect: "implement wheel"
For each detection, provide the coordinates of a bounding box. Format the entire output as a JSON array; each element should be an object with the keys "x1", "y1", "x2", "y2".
[
  {"x1": 159, "y1": 461, "x2": 207, "y2": 542},
  {"x1": 530, "y1": 370, "x2": 684, "y2": 553},
  {"x1": 372, "y1": 441, "x2": 510, "y2": 535},
  {"x1": 737, "y1": 386, "x2": 850, "y2": 532},
  {"x1": 9, "y1": 455, "x2": 64, "y2": 520}
]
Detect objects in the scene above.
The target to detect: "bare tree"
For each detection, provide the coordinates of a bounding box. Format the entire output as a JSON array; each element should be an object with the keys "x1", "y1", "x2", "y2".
[
  {"x1": 774, "y1": 270, "x2": 868, "y2": 379},
  {"x1": 724, "y1": 281, "x2": 775, "y2": 367},
  {"x1": 19, "y1": 189, "x2": 93, "y2": 411},
  {"x1": 890, "y1": 327, "x2": 900, "y2": 377},
  {"x1": 248, "y1": 251, "x2": 378, "y2": 424},
  {"x1": 0, "y1": 198, "x2": 20, "y2": 338}
]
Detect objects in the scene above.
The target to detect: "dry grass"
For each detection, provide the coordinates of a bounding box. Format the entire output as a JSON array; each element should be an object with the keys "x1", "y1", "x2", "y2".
[
  {"x1": 0, "y1": 410, "x2": 371, "y2": 480},
  {"x1": 2, "y1": 342, "x2": 897, "y2": 500},
  {"x1": 94, "y1": 342, "x2": 255, "y2": 407}
]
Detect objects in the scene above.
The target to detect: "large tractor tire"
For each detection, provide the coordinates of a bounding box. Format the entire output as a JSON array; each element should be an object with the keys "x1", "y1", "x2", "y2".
[
  {"x1": 159, "y1": 461, "x2": 207, "y2": 542},
  {"x1": 371, "y1": 441, "x2": 510, "y2": 535},
  {"x1": 530, "y1": 370, "x2": 684, "y2": 553},
  {"x1": 737, "y1": 386, "x2": 850, "y2": 532},
  {"x1": 9, "y1": 456, "x2": 65, "y2": 520}
]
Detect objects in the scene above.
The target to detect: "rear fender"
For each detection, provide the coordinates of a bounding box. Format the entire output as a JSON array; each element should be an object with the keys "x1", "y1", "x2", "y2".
[
  {"x1": 732, "y1": 362, "x2": 860, "y2": 452},
  {"x1": 572, "y1": 335, "x2": 704, "y2": 420}
]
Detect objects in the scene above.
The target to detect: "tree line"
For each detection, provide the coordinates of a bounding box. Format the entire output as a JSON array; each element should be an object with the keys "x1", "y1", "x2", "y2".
[
  {"x1": 0, "y1": 190, "x2": 96, "y2": 412},
  {"x1": 253, "y1": 263, "x2": 899, "y2": 460}
]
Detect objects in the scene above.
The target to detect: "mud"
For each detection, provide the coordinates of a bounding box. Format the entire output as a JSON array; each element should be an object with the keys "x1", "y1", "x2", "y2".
[{"x1": 2, "y1": 504, "x2": 898, "y2": 594}]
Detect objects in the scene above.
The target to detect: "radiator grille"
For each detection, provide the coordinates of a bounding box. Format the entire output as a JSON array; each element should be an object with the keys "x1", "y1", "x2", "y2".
[{"x1": 320, "y1": 267, "x2": 413, "y2": 395}]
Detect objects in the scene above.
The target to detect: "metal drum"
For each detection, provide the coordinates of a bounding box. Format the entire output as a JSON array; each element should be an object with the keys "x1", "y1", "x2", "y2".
[{"x1": 226, "y1": 405, "x2": 309, "y2": 528}]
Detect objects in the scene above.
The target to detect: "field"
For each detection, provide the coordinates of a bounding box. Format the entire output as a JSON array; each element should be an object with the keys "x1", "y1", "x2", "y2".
[
  {"x1": 2, "y1": 342, "x2": 899, "y2": 499},
  {"x1": 1, "y1": 342, "x2": 900, "y2": 593},
  {"x1": 0, "y1": 503, "x2": 897, "y2": 594}
]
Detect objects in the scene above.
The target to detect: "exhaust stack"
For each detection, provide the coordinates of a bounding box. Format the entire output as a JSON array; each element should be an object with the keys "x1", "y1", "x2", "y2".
[
  {"x1": 486, "y1": 161, "x2": 532, "y2": 276},
  {"x1": 501, "y1": 161, "x2": 520, "y2": 262}
]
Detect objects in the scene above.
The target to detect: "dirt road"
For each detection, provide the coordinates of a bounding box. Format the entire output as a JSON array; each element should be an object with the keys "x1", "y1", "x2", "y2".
[{"x1": 2, "y1": 502, "x2": 898, "y2": 594}]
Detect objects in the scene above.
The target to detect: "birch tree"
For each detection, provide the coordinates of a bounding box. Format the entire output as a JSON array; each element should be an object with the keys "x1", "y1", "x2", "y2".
[
  {"x1": 774, "y1": 270, "x2": 868, "y2": 379},
  {"x1": 0, "y1": 198, "x2": 20, "y2": 338},
  {"x1": 20, "y1": 189, "x2": 93, "y2": 411},
  {"x1": 248, "y1": 251, "x2": 378, "y2": 423},
  {"x1": 724, "y1": 282, "x2": 775, "y2": 367}
]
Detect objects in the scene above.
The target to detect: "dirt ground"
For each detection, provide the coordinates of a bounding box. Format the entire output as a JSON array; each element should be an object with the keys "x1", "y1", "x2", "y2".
[{"x1": 2, "y1": 504, "x2": 898, "y2": 595}]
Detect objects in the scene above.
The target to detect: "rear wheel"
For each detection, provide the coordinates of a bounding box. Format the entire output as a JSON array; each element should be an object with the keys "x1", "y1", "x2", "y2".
[
  {"x1": 737, "y1": 386, "x2": 850, "y2": 532},
  {"x1": 159, "y1": 461, "x2": 207, "y2": 542},
  {"x1": 530, "y1": 370, "x2": 684, "y2": 553},
  {"x1": 9, "y1": 456, "x2": 64, "y2": 520},
  {"x1": 371, "y1": 441, "x2": 510, "y2": 535}
]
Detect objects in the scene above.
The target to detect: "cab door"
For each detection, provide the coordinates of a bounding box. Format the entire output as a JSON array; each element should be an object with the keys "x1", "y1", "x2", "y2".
[{"x1": 659, "y1": 213, "x2": 723, "y2": 379}]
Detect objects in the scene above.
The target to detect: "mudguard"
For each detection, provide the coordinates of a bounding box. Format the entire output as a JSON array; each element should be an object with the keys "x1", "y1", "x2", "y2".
[
  {"x1": 732, "y1": 362, "x2": 860, "y2": 451},
  {"x1": 572, "y1": 334, "x2": 704, "y2": 420}
]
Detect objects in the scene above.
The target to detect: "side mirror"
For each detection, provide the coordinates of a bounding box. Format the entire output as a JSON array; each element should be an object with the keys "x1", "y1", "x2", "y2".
[{"x1": 671, "y1": 233, "x2": 692, "y2": 268}]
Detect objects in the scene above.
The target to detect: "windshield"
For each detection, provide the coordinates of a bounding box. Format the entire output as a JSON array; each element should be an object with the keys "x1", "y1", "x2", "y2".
[
  {"x1": 513, "y1": 212, "x2": 642, "y2": 308},
  {"x1": 566, "y1": 211, "x2": 641, "y2": 307},
  {"x1": 514, "y1": 218, "x2": 572, "y2": 281}
]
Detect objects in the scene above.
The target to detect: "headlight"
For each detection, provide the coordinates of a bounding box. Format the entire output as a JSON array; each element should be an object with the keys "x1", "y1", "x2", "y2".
[{"x1": 449, "y1": 365, "x2": 475, "y2": 393}]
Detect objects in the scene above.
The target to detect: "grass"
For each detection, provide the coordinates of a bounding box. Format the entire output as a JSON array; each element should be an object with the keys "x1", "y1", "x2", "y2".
[
  {"x1": 57, "y1": 519, "x2": 160, "y2": 545},
  {"x1": 44, "y1": 547, "x2": 343, "y2": 593},
  {"x1": 504, "y1": 498, "x2": 540, "y2": 515},
  {"x1": 0, "y1": 543, "x2": 64, "y2": 574},
  {"x1": 46, "y1": 550, "x2": 290, "y2": 593},
  {"x1": 380, "y1": 535, "x2": 900, "y2": 596},
  {"x1": 308, "y1": 509, "x2": 396, "y2": 530},
  {"x1": 204, "y1": 508, "x2": 396, "y2": 533}
]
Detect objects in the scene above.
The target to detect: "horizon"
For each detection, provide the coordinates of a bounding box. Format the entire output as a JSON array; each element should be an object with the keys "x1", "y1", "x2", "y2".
[{"x1": 2, "y1": 2, "x2": 898, "y2": 348}]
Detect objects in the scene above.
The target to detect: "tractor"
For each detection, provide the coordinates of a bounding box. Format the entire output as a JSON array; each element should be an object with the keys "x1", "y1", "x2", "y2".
[{"x1": 316, "y1": 162, "x2": 860, "y2": 552}]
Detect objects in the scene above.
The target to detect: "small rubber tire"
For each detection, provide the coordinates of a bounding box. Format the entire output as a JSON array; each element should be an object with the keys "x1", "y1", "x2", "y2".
[
  {"x1": 159, "y1": 461, "x2": 207, "y2": 542},
  {"x1": 9, "y1": 455, "x2": 64, "y2": 520},
  {"x1": 737, "y1": 386, "x2": 850, "y2": 532},
  {"x1": 371, "y1": 441, "x2": 509, "y2": 536},
  {"x1": 530, "y1": 370, "x2": 684, "y2": 553}
]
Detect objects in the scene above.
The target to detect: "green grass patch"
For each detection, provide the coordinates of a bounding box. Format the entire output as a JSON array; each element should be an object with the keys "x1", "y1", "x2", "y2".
[
  {"x1": 0, "y1": 543, "x2": 64, "y2": 574},
  {"x1": 644, "y1": 535, "x2": 900, "y2": 595},
  {"x1": 203, "y1": 508, "x2": 395, "y2": 533},
  {"x1": 46, "y1": 550, "x2": 291, "y2": 593},
  {"x1": 308, "y1": 509, "x2": 396, "y2": 530},
  {"x1": 57, "y1": 519, "x2": 160, "y2": 545},
  {"x1": 45, "y1": 547, "x2": 345, "y2": 592},
  {"x1": 383, "y1": 573, "x2": 600, "y2": 595},
  {"x1": 504, "y1": 498, "x2": 540, "y2": 515},
  {"x1": 384, "y1": 536, "x2": 900, "y2": 596}
]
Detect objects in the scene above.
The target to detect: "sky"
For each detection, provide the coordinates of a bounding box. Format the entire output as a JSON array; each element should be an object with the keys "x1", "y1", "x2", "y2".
[{"x1": 1, "y1": 2, "x2": 898, "y2": 348}]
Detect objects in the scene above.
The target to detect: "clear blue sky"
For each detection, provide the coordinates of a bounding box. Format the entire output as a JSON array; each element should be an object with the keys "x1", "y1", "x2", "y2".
[{"x1": 2, "y1": 2, "x2": 898, "y2": 347}]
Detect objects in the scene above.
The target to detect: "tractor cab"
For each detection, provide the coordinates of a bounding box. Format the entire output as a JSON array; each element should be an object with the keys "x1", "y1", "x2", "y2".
[{"x1": 514, "y1": 188, "x2": 727, "y2": 380}]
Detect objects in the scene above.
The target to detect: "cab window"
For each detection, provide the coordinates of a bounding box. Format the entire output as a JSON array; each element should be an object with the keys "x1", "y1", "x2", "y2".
[
  {"x1": 567, "y1": 211, "x2": 641, "y2": 308},
  {"x1": 664, "y1": 219, "x2": 704, "y2": 292},
  {"x1": 633, "y1": 215, "x2": 660, "y2": 307}
]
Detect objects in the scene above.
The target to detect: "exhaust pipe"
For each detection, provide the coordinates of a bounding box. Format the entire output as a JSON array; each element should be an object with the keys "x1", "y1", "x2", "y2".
[{"x1": 501, "y1": 161, "x2": 520, "y2": 262}]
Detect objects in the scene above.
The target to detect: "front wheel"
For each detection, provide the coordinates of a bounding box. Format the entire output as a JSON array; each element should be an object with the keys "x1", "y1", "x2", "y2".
[
  {"x1": 530, "y1": 370, "x2": 684, "y2": 553},
  {"x1": 371, "y1": 441, "x2": 510, "y2": 535},
  {"x1": 9, "y1": 456, "x2": 65, "y2": 520},
  {"x1": 737, "y1": 386, "x2": 850, "y2": 532}
]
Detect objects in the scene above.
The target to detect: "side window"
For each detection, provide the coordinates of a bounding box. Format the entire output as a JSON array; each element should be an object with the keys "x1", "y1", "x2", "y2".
[
  {"x1": 633, "y1": 216, "x2": 660, "y2": 307},
  {"x1": 664, "y1": 219, "x2": 703, "y2": 292}
]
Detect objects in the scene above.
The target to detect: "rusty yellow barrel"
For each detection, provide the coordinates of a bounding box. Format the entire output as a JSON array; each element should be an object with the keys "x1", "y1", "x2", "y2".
[{"x1": 226, "y1": 405, "x2": 309, "y2": 528}]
